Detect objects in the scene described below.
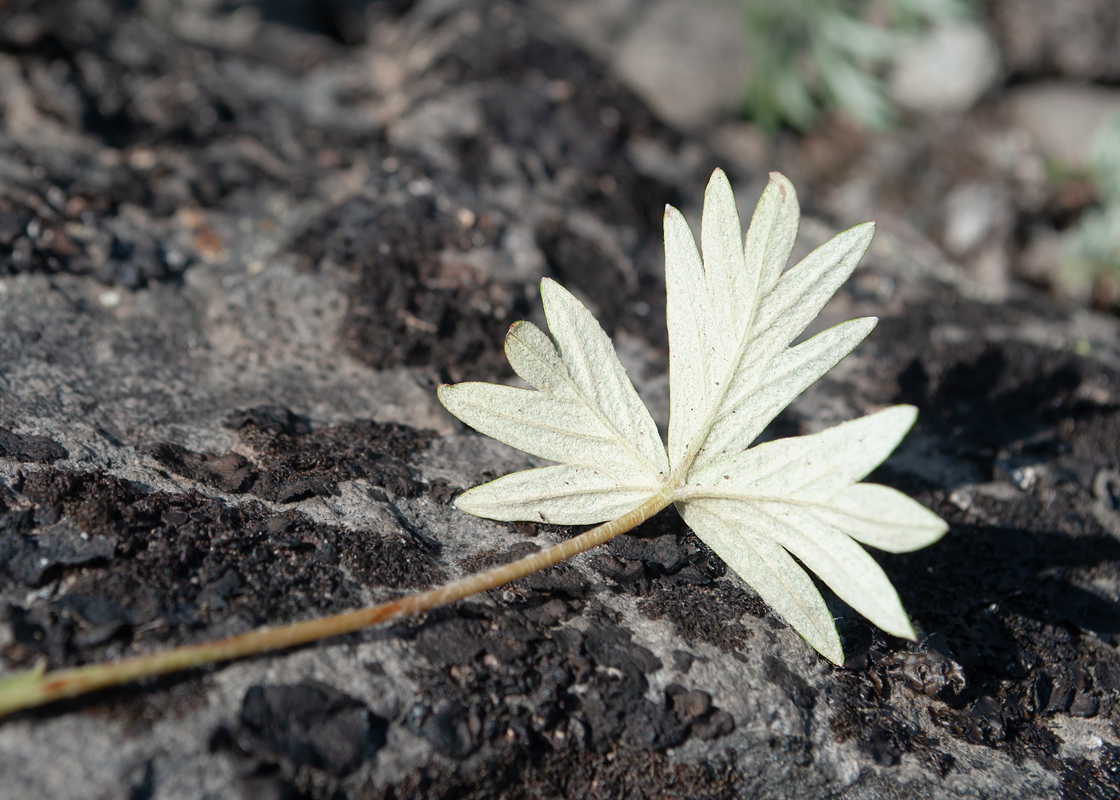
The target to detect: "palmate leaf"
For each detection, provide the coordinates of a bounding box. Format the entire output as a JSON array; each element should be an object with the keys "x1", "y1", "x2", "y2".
[{"x1": 438, "y1": 169, "x2": 947, "y2": 664}]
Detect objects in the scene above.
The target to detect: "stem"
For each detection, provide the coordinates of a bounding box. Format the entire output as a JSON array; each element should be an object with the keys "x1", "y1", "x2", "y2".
[{"x1": 0, "y1": 488, "x2": 674, "y2": 719}]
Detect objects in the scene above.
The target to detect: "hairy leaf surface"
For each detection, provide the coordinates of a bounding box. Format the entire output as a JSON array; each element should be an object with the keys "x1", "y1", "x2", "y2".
[{"x1": 438, "y1": 169, "x2": 948, "y2": 662}]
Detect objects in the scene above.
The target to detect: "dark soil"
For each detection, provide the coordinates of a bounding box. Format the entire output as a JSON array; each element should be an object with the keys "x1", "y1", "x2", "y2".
[
  {"x1": 0, "y1": 465, "x2": 445, "y2": 671},
  {"x1": 0, "y1": 0, "x2": 381, "y2": 287},
  {"x1": 295, "y1": 188, "x2": 533, "y2": 383},
  {"x1": 0, "y1": 428, "x2": 68, "y2": 463},
  {"x1": 145, "y1": 405, "x2": 438, "y2": 502},
  {"x1": 223, "y1": 680, "x2": 391, "y2": 780},
  {"x1": 288, "y1": 4, "x2": 688, "y2": 382}
]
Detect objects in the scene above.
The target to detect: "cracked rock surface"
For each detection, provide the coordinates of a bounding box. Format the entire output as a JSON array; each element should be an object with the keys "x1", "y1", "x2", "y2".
[{"x1": 0, "y1": 2, "x2": 1117, "y2": 798}]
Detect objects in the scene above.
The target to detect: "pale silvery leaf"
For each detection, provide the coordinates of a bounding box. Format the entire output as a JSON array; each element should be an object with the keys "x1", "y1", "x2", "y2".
[
  {"x1": 679, "y1": 500, "x2": 845, "y2": 661},
  {"x1": 679, "y1": 407, "x2": 944, "y2": 652},
  {"x1": 438, "y1": 169, "x2": 948, "y2": 663},
  {"x1": 438, "y1": 280, "x2": 669, "y2": 525},
  {"x1": 667, "y1": 173, "x2": 878, "y2": 476}
]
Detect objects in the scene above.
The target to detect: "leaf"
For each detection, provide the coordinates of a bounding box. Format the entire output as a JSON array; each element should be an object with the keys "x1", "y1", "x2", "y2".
[
  {"x1": 679, "y1": 501, "x2": 843, "y2": 662},
  {"x1": 439, "y1": 168, "x2": 948, "y2": 663},
  {"x1": 438, "y1": 281, "x2": 668, "y2": 525}
]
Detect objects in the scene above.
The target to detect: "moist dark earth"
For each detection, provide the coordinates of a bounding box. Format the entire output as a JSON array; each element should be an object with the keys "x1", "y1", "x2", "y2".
[{"x1": 0, "y1": 1, "x2": 1118, "y2": 799}]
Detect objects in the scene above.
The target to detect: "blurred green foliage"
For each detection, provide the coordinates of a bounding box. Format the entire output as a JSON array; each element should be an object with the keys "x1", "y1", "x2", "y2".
[
  {"x1": 736, "y1": 0, "x2": 972, "y2": 130},
  {"x1": 1062, "y1": 116, "x2": 1120, "y2": 295}
]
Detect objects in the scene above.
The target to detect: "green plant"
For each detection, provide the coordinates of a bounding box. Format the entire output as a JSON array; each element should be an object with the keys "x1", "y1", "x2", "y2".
[
  {"x1": 0, "y1": 169, "x2": 945, "y2": 718},
  {"x1": 737, "y1": 0, "x2": 971, "y2": 130},
  {"x1": 1062, "y1": 114, "x2": 1120, "y2": 296}
]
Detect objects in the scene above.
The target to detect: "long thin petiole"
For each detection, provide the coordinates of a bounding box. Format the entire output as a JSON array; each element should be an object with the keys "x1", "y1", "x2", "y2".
[{"x1": 0, "y1": 487, "x2": 674, "y2": 719}]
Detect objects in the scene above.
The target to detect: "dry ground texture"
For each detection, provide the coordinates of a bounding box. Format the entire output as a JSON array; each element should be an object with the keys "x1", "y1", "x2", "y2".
[{"x1": 0, "y1": 1, "x2": 1117, "y2": 798}]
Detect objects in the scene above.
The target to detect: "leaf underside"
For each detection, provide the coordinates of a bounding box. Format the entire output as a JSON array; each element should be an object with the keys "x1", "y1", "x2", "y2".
[{"x1": 438, "y1": 169, "x2": 948, "y2": 663}]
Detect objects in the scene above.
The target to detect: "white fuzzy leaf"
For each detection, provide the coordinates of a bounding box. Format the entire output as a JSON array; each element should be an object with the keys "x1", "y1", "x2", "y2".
[
  {"x1": 691, "y1": 222, "x2": 877, "y2": 473},
  {"x1": 536, "y1": 280, "x2": 669, "y2": 475},
  {"x1": 438, "y1": 279, "x2": 667, "y2": 524},
  {"x1": 680, "y1": 501, "x2": 843, "y2": 662},
  {"x1": 678, "y1": 405, "x2": 947, "y2": 643},
  {"x1": 692, "y1": 498, "x2": 917, "y2": 639},
  {"x1": 455, "y1": 464, "x2": 660, "y2": 525},
  {"x1": 686, "y1": 405, "x2": 923, "y2": 497},
  {"x1": 745, "y1": 172, "x2": 800, "y2": 301},
  {"x1": 813, "y1": 483, "x2": 948, "y2": 553},
  {"x1": 439, "y1": 168, "x2": 948, "y2": 664},
  {"x1": 692, "y1": 316, "x2": 878, "y2": 472}
]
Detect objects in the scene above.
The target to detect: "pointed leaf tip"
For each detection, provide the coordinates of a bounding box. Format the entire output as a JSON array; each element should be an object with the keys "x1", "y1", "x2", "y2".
[
  {"x1": 767, "y1": 171, "x2": 793, "y2": 199},
  {"x1": 707, "y1": 167, "x2": 730, "y2": 188}
]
